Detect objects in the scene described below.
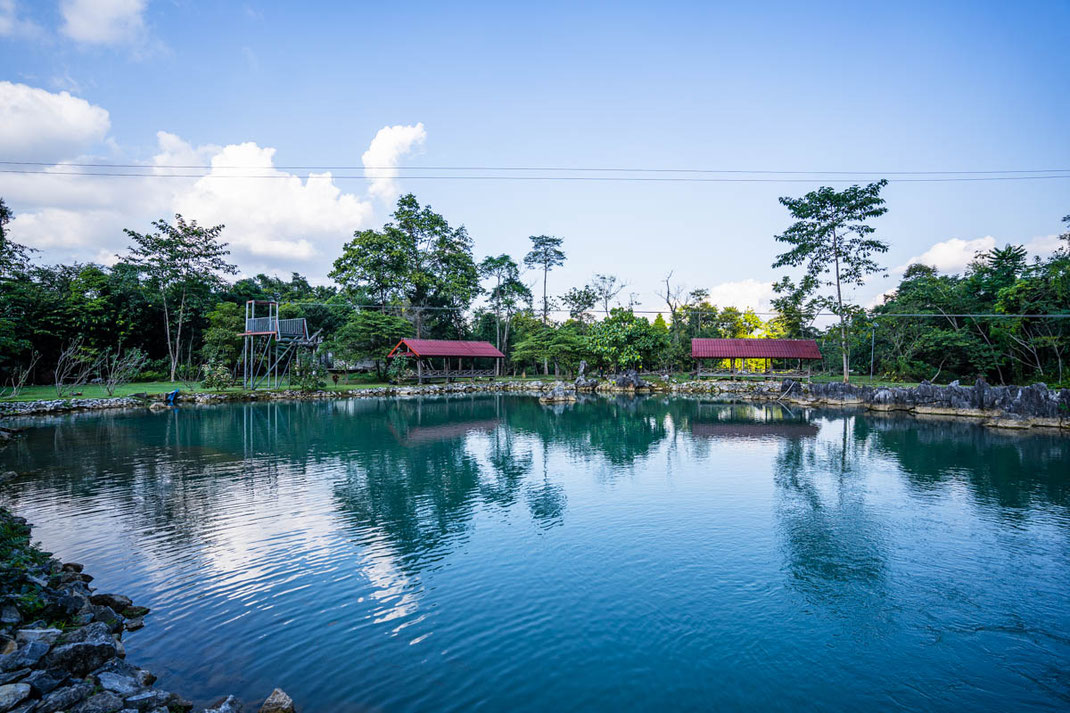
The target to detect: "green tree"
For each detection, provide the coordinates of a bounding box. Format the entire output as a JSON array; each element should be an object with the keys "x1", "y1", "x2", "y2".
[
  {"x1": 560, "y1": 285, "x2": 597, "y2": 322},
  {"x1": 330, "y1": 229, "x2": 409, "y2": 304},
  {"x1": 591, "y1": 273, "x2": 626, "y2": 315},
  {"x1": 772, "y1": 180, "x2": 889, "y2": 382},
  {"x1": 585, "y1": 309, "x2": 668, "y2": 372},
  {"x1": 0, "y1": 198, "x2": 32, "y2": 279},
  {"x1": 331, "y1": 194, "x2": 480, "y2": 337},
  {"x1": 479, "y1": 254, "x2": 523, "y2": 354},
  {"x1": 202, "y1": 302, "x2": 244, "y2": 367},
  {"x1": 524, "y1": 235, "x2": 565, "y2": 324},
  {"x1": 124, "y1": 214, "x2": 237, "y2": 381},
  {"x1": 333, "y1": 310, "x2": 413, "y2": 380}
]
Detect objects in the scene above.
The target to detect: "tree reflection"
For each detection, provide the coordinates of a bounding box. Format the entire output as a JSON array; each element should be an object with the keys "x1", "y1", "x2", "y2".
[{"x1": 772, "y1": 417, "x2": 889, "y2": 615}]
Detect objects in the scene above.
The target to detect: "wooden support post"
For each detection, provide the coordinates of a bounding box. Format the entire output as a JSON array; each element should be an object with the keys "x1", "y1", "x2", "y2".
[{"x1": 417, "y1": 359, "x2": 423, "y2": 384}]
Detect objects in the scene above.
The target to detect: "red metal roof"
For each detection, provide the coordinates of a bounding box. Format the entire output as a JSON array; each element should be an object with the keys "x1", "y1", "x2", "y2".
[
  {"x1": 389, "y1": 339, "x2": 505, "y2": 359},
  {"x1": 691, "y1": 338, "x2": 822, "y2": 359}
]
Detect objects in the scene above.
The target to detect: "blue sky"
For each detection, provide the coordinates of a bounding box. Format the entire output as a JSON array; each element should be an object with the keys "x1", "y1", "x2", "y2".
[{"x1": 1, "y1": 0, "x2": 1067, "y2": 313}]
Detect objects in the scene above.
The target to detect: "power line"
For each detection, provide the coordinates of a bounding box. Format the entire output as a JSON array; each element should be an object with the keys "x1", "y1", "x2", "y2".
[
  {"x1": 2, "y1": 160, "x2": 1067, "y2": 175},
  {"x1": 2, "y1": 168, "x2": 1069, "y2": 183},
  {"x1": 278, "y1": 302, "x2": 1070, "y2": 318}
]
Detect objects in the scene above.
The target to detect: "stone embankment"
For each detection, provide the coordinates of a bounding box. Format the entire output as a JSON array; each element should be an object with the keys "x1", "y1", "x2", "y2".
[
  {"x1": 1, "y1": 376, "x2": 1067, "y2": 431},
  {"x1": 0, "y1": 509, "x2": 293, "y2": 713}
]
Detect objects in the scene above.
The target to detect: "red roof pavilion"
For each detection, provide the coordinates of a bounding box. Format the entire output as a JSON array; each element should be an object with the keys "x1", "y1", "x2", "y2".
[
  {"x1": 691, "y1": 338, "x2": 821, "y2": 360},
  {"x1": 388, "y1": 339, "x2": 505, "y2": 359}
]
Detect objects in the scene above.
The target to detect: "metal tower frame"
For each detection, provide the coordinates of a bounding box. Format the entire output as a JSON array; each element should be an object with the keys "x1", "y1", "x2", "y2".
[{"x1": 241, "y1": 300, "x2": 322, "y2": 389}]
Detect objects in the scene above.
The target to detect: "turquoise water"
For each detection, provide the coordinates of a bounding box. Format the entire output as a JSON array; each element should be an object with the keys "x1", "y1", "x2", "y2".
[{"x1": 1, "y1": 395, "x2": 1069, "y2": 712}]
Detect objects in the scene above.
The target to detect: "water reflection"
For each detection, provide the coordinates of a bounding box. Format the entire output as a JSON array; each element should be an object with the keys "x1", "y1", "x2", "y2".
[
  {"x1": 772, "y1": 418, "x2": 888, "y2": 613},
  {"x1": 2, "y1": 396, "x2": 1069, "y2": 711}
]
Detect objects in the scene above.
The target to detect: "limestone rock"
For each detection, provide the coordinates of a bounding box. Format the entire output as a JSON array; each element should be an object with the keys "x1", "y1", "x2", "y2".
[
  {"x1": 45, "y1": 636, "x2": 119, "y2": 677},
  {"x1": 16, "y1": 628, "x2": 62, "y2": 646},
  {"x1": 25, "y1": 667, "x2": 68, "y2": 696},
  {"x1": 259, "y1": 688, "x2": 294, "y2": 713},
  {"x1": 205, "y1": 694, "x2": 243, "y2": 713},
  {"x1": 97, "y1": 671, "x2": 142, "y2": 697},
  {"x1": 0, "y1": 641, "x2": 50, "y2": 671},
  {"x1": 73, "y1": 691, "x2": 125, "y2": 713},
  {"x1": 0, "y1": 683, "x2": 31, "y2": 712},
  {"x1": 38, "y1": 682, "x2": 92, "y2": 713},
  {"x1": 90, "y1": 594, "x2": 133, "y2": 612}
]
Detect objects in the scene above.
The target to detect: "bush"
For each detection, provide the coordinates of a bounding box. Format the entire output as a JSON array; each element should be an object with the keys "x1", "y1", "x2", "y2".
[
  {"x1": 201, "y1": 360, "x2": 235, "y2": 391},
  {"x1": 386, "y1": 355, "x2": 414, "y2": 383},
  {"x1": 291, "y1": 352, "x2": 327, "y2": 391}
]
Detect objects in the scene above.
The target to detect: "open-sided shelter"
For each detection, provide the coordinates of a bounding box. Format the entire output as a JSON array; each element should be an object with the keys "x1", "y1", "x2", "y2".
[
  {"x1": 691, "y1": 338, "x2": 821, "y2": 380},
  {"x1": 387, "y1": 339, "x2": 505, "y2": 383}
]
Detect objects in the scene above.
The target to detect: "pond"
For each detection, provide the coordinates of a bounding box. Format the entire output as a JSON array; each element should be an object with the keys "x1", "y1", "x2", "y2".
[{"x1": 1, "y1": 395, "x2": 1069, "y2": 712}]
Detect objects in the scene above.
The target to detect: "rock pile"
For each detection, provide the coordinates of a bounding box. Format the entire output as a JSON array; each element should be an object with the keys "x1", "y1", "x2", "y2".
[{"x1": 0, "y1": 510, "x2": 294, "y2": 713}]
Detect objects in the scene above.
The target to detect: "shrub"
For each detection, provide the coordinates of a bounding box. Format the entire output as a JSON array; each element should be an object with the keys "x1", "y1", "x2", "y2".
[
  {"x1": 386, "y1": 355, "x2": 413, "y2": 383},
  {"x1": 201, "y1": 360, "x2": 235, "y2": 391},
  {"x1": 291, "y1": 352, "x2": 327, "y2": 391}
]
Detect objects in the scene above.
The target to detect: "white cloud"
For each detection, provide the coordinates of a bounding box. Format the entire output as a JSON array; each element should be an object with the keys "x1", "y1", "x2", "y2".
[
  {"x1": 0, "y1": 83, "x2": 421, "y2": 279},
  {"x1": 169, "y1": 139, "x2": 375, "y2": 264},
  {"x1": 898, "y1": 236, "x2": 996, "y2": 275},
  {"x1": 1025, "y1": 233, "x2": 1062, "y2": 258},
  {"x1": 0, "y1": 0, "x2": 41, "y2": 37},
  {"x1": 10, "y1": 207, "x2": 122, "y2": 250},
  {"x1": 60, "y1": 0, "x2": 146, "y2": 45},
  {"x1": 0, "y1": 82, "x2": 111, "y2": 161},
  {"x1": 706, "y1": 278, "x2": 775, "y2": 312},
  {"x1": 362, "y1": 123, "x2": 426, "y2": 202},
  {"x1": 898, "y1": 233, "x2": 1064, "y2": 276}
]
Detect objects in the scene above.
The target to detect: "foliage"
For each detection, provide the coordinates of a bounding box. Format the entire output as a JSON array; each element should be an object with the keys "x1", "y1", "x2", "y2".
[
  {"x1": 479, "y1": 254, "x2": 529, "y2": 355},
  {"x1": 124, "y1": 214, "x2": 237, "y2": 381},
  {"x1": 99, "y1": 347, "x2": 149, "y2": 396},
  {"x1": 0, "y1": 198, "x2": 32, "y2": 279},
  {"x1": 332, "y1": 310, "x2": 413, "y2": 379},
  {"x1": 524, "y1": 235, "x2": 565, "y2": 323},
  {"x1": 561, "y1": 285, "x2": 597, "y2": 322},
  {"x1": 585, "y1": 309, "x2": 669, "y2": 372},
  {"x1": 331, "y1": 194, "x2": 480, "y2": 338},
  {"x1": 290, "y1": 351, "x2": 328, "y2": 391},
  {"x1": 199, "y1": 359, "x2": 234, "y2": 390},
  {"x1": 386, "y1": 354, "x2": 414, "y2": 383},
  {"x1": 511, "y1": 322, "x2": 586, "y2": 375},
  {"x1": 202, "y1": 301, "x2": 244, "y2": 367},
  {"x1": 591, "y1": 273, "x2": 626, "y2": 315},
  {"x1": 53, "y1": 338, "x2": 102, "y2": 397},
  {"x1": 772, "y1": 181, "x2": 889, "y2": 382}
]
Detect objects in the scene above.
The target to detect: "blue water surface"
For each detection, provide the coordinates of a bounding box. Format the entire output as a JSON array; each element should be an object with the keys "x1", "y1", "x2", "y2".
[{"x1": 1, "y1": 395, "x2": 1068, "y2": 712}]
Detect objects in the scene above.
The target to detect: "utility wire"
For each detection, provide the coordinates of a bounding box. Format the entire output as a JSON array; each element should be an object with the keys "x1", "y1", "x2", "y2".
[
  {"x1": 276, "y1": 302, "x2": 1070, "y2": 318},
  {"x1": 1, "y1": 160, "x2": 1068, "y2": 175},
  {"x1": 2, "y1": 168, "x2": 1069, "y2": 183}
]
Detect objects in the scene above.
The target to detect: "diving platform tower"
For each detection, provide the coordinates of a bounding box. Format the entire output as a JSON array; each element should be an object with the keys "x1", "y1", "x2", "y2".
[{"x1": 241, "y1": 300, "x2": 322, "y2": 389}]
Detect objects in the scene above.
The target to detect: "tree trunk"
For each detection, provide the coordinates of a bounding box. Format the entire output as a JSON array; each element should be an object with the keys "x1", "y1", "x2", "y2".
[
  {"x1": 832, "y1": 229, "x2": 849, "y2": 384},
  {"x1": 161, "y1": 292, "x2": 176, "y2": 382},
  {"x1": 542, "y1": 265, "x2": 549, "y2": 323}
]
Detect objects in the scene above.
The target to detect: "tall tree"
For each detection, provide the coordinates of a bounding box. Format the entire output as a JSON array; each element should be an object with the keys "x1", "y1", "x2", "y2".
[
  {"x1": 332, "y1": 194, "x2": 480, "y2": 337},
  {"x1": 0, "y1": 198, "x2": 32, "y2": 279},
  {"x1": 561, "y1": 285, "x2": 598, "y2": 322},
  {"x1": 524, "y1": 235, "x2": 565, "y2": 323},
  {"x1": 332, "y1": 310, "x2": 413, "y2": 380},
  {"x1": 772, "y1": 181, "x2": 889, "y2": 382},
  {"x1": 479, "y1": 254, "x2": 522, "y2": 352},
  {"x1": 124, "y1": 214, "x2": 237, "y2": 381},
  {"x1": 591, "y1": 273, "x2": 626, "y2": 315}
]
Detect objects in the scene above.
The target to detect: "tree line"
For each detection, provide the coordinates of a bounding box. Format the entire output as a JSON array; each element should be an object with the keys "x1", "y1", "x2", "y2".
[{"x1": 1, "y1": 186, "x2": 1067, "y2": 393}]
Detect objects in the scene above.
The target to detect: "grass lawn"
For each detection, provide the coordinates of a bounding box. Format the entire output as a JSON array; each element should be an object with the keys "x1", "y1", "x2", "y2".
[{"x1": 2, "y1": 372, "x2": 926, "y2": 403}]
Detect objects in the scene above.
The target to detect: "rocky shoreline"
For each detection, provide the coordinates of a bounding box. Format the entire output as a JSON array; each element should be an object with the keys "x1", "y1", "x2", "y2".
[
  {"x1": 1, "y1": 376, "x2": 1067, "y2": 431},
  {"x1": 0, "y1": 508, "x2": 293, "y2": 713}
]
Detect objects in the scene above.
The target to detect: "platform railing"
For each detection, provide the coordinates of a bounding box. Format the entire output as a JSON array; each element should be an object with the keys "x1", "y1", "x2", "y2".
[{"x1": 245, "y1": 316, "x2": 274, "y2": 333}]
